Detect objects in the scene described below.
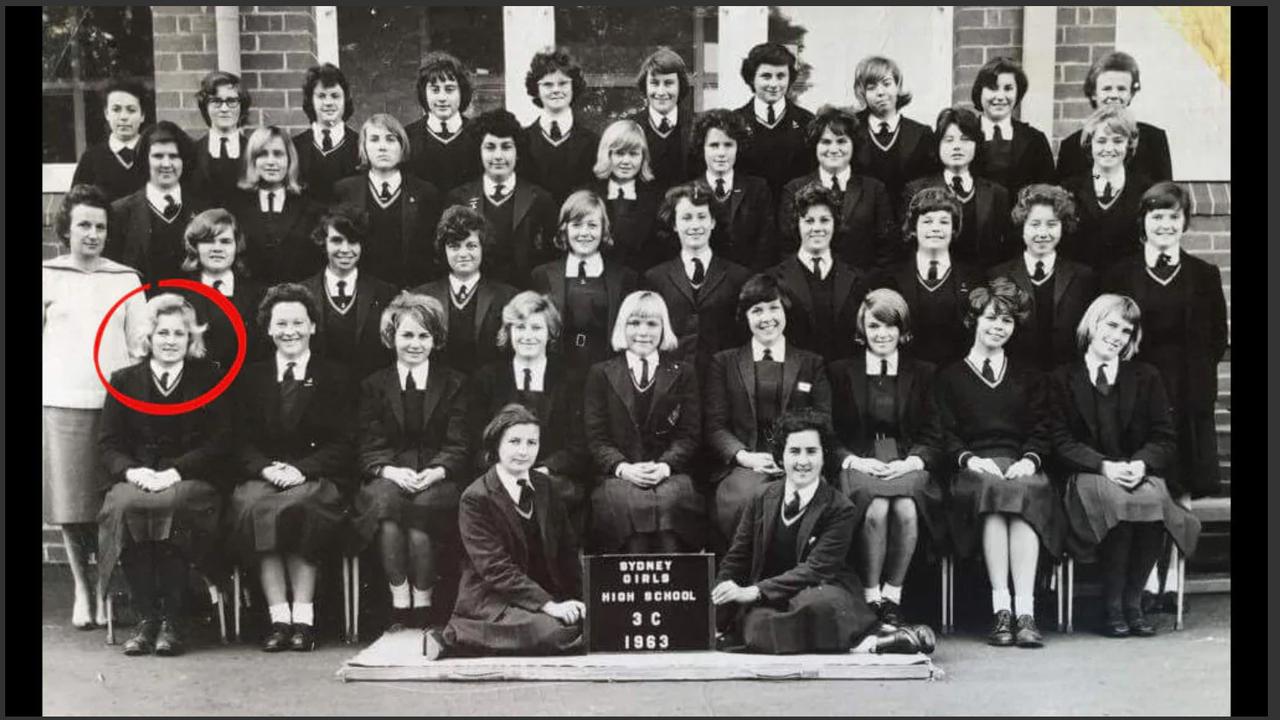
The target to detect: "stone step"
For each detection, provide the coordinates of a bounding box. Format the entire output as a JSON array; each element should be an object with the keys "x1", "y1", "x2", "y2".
[{"x1": 1192, "y1": 496, "x2": 1231, "y2": 524}]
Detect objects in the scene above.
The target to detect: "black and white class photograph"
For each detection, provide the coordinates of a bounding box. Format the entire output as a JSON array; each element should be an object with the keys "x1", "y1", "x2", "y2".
[{"x1": 37, "y1": 4, "x2": 1240, "y2": 715}]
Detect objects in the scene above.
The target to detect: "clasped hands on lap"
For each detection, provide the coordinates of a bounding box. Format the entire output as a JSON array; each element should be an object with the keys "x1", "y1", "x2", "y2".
[
  {"x1": 842, "y1": 454, "x2": 925, "y2": 479},
  {"x1": 965, "y1": 456, "x2": 1035, "y2": 480},
  {"x1": 125, "y1": 467, "x2": 182, "y2": 492},
  {"x1": 1101, "y1": 459, "x2": 1147, "y2": 489},
  {"x1": 616, "y1": 461, "x2": 672, "y2": 488},
  {"x1": 262, "y1": 461, "x2": 307, "y2": 488},
  {"x1": 381, "y1": 465, "x2": 446, "y2": 493}
]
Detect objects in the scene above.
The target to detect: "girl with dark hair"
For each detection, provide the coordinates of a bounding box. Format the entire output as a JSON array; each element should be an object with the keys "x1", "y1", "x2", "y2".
[
  {"x1": 968, "y1": 57, "x2": 1055, "y2": 198},
  {"x1": 628, "y1": 47, "x2": 695, "y2": 194},
  {"x1": 293, "y1": 63, "x2": 361, "y2": 204},
  {"x1": 521, "y1": 48, "x2": 600, "y2": 209},
  {"x1": 851, "y1": 55, "x2": 940, "y2": 214},
  {"x1": 71, "y1": 78, "x2": 149, "y2": 202},
  {"x1": 405, "y1": 51, "x2": 481, "y2": 194},
  {"x1": 191, "y1": 71, "x2": 253, "y2": 207},
  {"x1": 733, "y1": 42, "x2": 816, "y2": 199},
  {"x1": 690, "y1": 109, "x2": 777, "y2": 271}
]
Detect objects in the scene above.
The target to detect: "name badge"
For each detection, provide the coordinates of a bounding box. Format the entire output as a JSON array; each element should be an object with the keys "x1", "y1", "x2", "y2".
[{"x1": 797, "y1": 382, "x2": 812, "y2": 393}]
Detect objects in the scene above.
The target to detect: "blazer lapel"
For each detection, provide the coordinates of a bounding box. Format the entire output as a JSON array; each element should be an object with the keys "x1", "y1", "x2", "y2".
[
  {"x1": 1116, "y1": 361, "x2": 1139, "y2": 431},
  {"x1": 795, "y1": 483, "x2": 831, "y2": 563},
  {"x1": 701, "y1": 257, "x2": 729, "y2": 301},
  {"x1": 781, "y1": 257, "x2": 813, "y2": 313},
  {"x1": 512, "y1": 184, "x2": 534, "y2": 231},
  {"x1": 423, "y1": 281, "x2": 451, "y2": 336},
  {"x1": 400, "y1": 184, "x2": 420, "y2": 266},
  {"x1": 736, "y1": 346, "x2": 758, "y2": 421},
  {"x1": 728, "y1": 185, "x2": 746, "y2": 225},
  {"x1": 759, "y1": 485, "x2": 782, "y2": 572},
  {"x1": 604, "y1": 263, "x2": 626, "y2": 332},
  {"x1": 1052, "y1": 261, "x2": 1076, "y2": 310},
  {"x1": 419, "y1": 363, "x2": 447, "y2": 431},
  {"x1": 895, "y1": 357, "x2": 917, "y2": 424},
  {"x1": 664, "y1": 260, "x2": 696, "y2": 306},
  {"x1": 262, "y1": 365, "x2": 283, "y2": 430},
  {"x1": 847, "y1": 353, "x2": 870, "y2": 427},
  {"x1": 473, "y1": 280, "x2": 496, "y2": 345},
  {"x1": 842, "y1": 176, "x2": 865, "y2": 225},
  {"x1": 282, "y1": 369, "x2": 314, "y2": 431},
  {"x1": 1006, "y1": 260, "x2": 1034, "y2": 297},
  {"x1": 779, "y1": 350, "x2": 803, "y2": 409},
  {"x1": 649, "y1": 360, "x2": 679, "y2": 425},
  {"x1": 547, "y1": 262, "x2": 568, "y2": 319},
  {"x1": 1069, "y1": 361, "x2": 1100, "y2": 441},
  {"x1": 384, "y1": 368, "x2": 405, "y2": 430},
  {"x1": 354, "y1": 275, "x2": 377, "y2": 340},
  {"x1": 832, "y1": 263, "x2": 856, "y2": 313},
  {"x1": 129, "y1": 194, "x2": 151, "y2": 263},
  {"x1": 484, "y1": 469, "x2": 526, "y2": 546},
  {"x1": 975, "y1": 181, "x2": 996, "y2": 240},
  {"x1": 534, "y1": 472, "x2": 556, "y2": 557},
  {"x1": 605, "y1": 357, "x2": 639, "y2": 427}
]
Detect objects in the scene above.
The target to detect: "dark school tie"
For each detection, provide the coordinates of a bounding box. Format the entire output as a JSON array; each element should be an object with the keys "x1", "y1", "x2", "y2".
[
  {"x1": 715, "y1": 177, "x2": 727, "y2": 200},
  {"x1": 437, "y1": 122, "x2": 452, "y2": 140},
  {"x1": 577, "y1": 260, "x2": 588, "y2": 282},
  {"x1": 280, "y1": 361, "x2": 301, "y2": 419},
  {"x1": 691, "y1": 257, "x2": 705, "y2": 286},
  {"x1": 213, "y1": 279, "x2": 225, "y2": 293},
  {"x1": 322, "y1": 128, "x2": 333, "y2": 152},
  {"x1": 876, "y1": 122, "x2": 893, "y2": 144},
  {"x1": 1032, "y1": 260, "x2": 1046, "y2": 282},
  {"x1": 1153, "y1": 253, "x2": 1175, "y2": 280},
  {"x1": 266, "y1": 191, "x2": 276, "y2": 214},
  {"x1": 517, "y1": 478, "x2": 534, "y2": 515},
  {"x1": 1100, "y1": 182, "x2": 1114, "y2": 204},
  {"x1": 761, "y1": 348, "x2": 773, "y2": 362},
  {"x1": 992, "y1": 125, "x2": 1005, "y2": 141},
  {"x1": 405, "y1": 370, "x2": 418, "y2": 392},
  {"x1": 163, "y1": 195, "x2": 179, "y2": 220},
  {"x1": 639, "y1": 358, "x2": 650, "y2": 388},
  {"x1": 830, "y1": 175, "x2": 842, "y2": 194},
  {"x1": 219, "y1": 137, "x2": 230, "y2": 159},
  {"x1": 783, "y1": 493, "x2": 801, "y2": 522},
  {"x1": 380, "y1": 182, "x2": 393, "y2": 202},
  {"x1": 335, "y1": 280, "x2": 350, "y2": 309},
  {"x1": 455, "y1": 283, "x2": 470, "y2": 304},
  {"x1": 766, "y1": 103, "x2": 777, "y2": 125},
  {"x1": 283, "y1": 361, "x2": 297, "y2": 383},
  {"x1": 158, "y1": 372, "x2": 171, "y2": 392},
  {"x1": 927, "y1": 260, "x2": 939, "y2": 283},
  {"x1": 1095, "y1": 364, "x2": 1112, "y2": 396},
  {"x1": 492, "y1": 183, "x2": 506, "y2": 203},
  {"x1": 615, "y1": 186, "x2": 625, "y2": 200},
  {"x1": 811, "y1": 257, "x2": 823, "y2": 278},
  {"x1": 880, "y1": 358, "x2": 890, "y2": 377},
  {"x1": 117, "y1": 146, "x2": 135, "y2": 166},
  {"x1": 951, "y1": 175, "x2": 966, "y2": 196},
  {"x1": 658, "y1": 115, "x2": 671, "y2": 134},
  {"x1": 549, "y1": 120, "x2": 562, "y2": 142},
  {"x1": 523, "y1": 367, "x2": 533, "y2": 392},
  {"x1": 981, "y1": 358, "x2": 996, "y2": 384}
]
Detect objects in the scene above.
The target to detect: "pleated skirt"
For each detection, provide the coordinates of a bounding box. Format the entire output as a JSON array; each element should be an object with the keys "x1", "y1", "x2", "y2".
[
  {"x1": 838, "y1": 468, "x2": 949, "y2": 554},
  {"x1": 1064, "y1": 473, "x2": 1202, "y2": 562},
  {"x1": 226, "y1": 479, "x2": 347, "y2": 563},
  {"x1": 590, "y1": 473, "x2": 706, "y2": 552},
  {"x1": 948, "y1": 456, "x2": 1066, "y2": 559},
  {"x1": 348, "y1": 478, "x2": 461, "y2": 552},
  {"x1": 96, "y1": 479, "x2": 223, "y2": 595},
  {"x1": 739, "y1": 585, "x2": 878, "y2": 654}
]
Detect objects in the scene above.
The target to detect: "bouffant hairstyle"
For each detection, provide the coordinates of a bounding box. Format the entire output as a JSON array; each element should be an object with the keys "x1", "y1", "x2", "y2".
[
  {"x1": 496, "y1": 291, "x2": 563, "y2": 350},
  {"x1": 56, "y1": 184, "x2": 112, "y2": 241},
  {"x1": 256, "y1": 282, "x2": 320, "y2": 332},
  {"x1": 792, "y1": 182, "x2": 844, "y2": 234},
  {"x1": 1011, "y1": 184, "x2": 1079, "y2": 237},
  {"x1": 357, "y1": 113, "x2": 411, "y2": 171},
  {"x1": 553, "y1": 190, "x2": 613, "y2": 252},
  {"x1": 1076, "y1": 293, "x2": 1143, "y2": 361},
  {"x1": 1136, "y1": 181, "x2": 1192, "y2": 236},
  {"x1": 593, "y1": 119, "x2": 653, "y2": 181},
  {"x1": 472, "y1": 109, "x2": 526, "y2": 157},
  {"x1": 181, "y1": 208, "x2": 247, "y2": 274},
  {"x1": 481, "y1": 403, "x2": 542, "y2": 467},
  {"x1": 195, "y1": 70, "x2": 252, "y2": 127},
  {"x1": 1083, "y1": 51, "x2": 1142, "y2": 108},
  {"x1": 133, "y1": 293, "x2": 207, "y2": 360},
  {"x1": 806, "y1": 105, "x2": 861, "y2": 154},
  {"x1": 768, "y1": 408, "x2": 835, "y2": 467},
  {"x1": 434, "y1": 204, "x2": 494, "y2": 259},
  {"x1": 310, "y1": 205, "x2": 368, "y2": 248},
  {"x1": 964, "y1": 276, "x2": 1032, "y2": 329},
  {"x1": 736, "y1": 273, "x2": 792, "y2": 327},
  {"x1": 239, "y1": 125, "x2": 303, "y2": 194},
  {"x1": 657, "y1": 182, "x2": 715, "y2": 232},
  {"x1": 525, "y1": 47, "x2": 587, "y2": 108},
  {"x1": 635, "y1": 47, "x2": 692, "y2": 104},
  {"x1": 853, "y1": 55, "x2": 913, "y2": 110},
  {"x1": 902, "y1": 186, "x2": 963, "y2": 244},
  {"x1": 301, "y1": 63, "x2": 355, "y2": 122},
  {"x1": 416, "y1": 51, "x2": 475, "y2": 114},
  {"x1": 739, "y1": 42, "x2": 798, "y2": 91},
  {"x1": 138, "y1": 120, "x2": 197, "y2": 183},
  {"x1": 692, "y1": 108, "x2": 750, "y2": 155},
  {"x1": 379, "y1": 292, "x2": 448, "y2": 351},
  {"x1": 1079, "y1": 105, "x2": 1140, "y2": 160},
  {"x1": 970, "y1": 56, "x2": 1029, "y2": 109},
  {"x1": 856, "y1": 288, "x2": 913, "y2": 347}
]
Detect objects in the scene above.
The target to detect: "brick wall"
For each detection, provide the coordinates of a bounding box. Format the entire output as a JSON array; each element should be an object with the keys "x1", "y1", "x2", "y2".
[
  {"x1": 239, "y1": 6, "x2": 318, "y2": 132},
  {"x1": 152, "y1": 6, "x2": 219, "y2": 138},
  {"x1": 1051, "y1": 5, "x2": 1116, "y2": 153},
  {"x1": 952, "y1": 6, "x2": 1023, "y2": 108}
]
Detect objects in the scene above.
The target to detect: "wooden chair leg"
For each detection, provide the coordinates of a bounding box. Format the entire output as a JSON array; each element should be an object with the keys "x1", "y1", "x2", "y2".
[
  {"x1": 232, "y1": 566, "x2": 242, "y2": 642},
  {"x1": 939, "y1": 557, "x2": 948, "y2": 633},
  {"x1": 342, "y1": 556, "x2": 351, "y2": 643},
  {"x1": 1055, "y1": 561, "x2": 1063, "y2": 632},
  {"x1": 216, "y1": 588, "x2": 228, "y2": 644},
  {"x1": 1066, "y1": 558, "x2": 1075, "y2": 633},
  {"x1": 1175, "y1": 551, "x2": 1186, "y2": 631},
  {"x1": 105, "y1": 594, "x2": 116, "y2": 645},
  {"x1": 352, "y1": 555, "x2": 360, "y2": 644}
]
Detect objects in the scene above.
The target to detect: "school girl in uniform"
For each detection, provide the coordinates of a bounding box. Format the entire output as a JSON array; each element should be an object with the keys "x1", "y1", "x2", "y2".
[
  {"x1": 176, "y1": 208, "x2": 267, "y2": 372},
  {"x1": 411, "y1": 205, "x2": 518, "y2": 376},
  {"x1": 628, "y1": 47, "x2": 695, "y2": 195},
  {"x1": 1060, "y1": 107, "x2": 1154, "y2": 274},
  {"x1": 228, "y1": 283, "x2": 354, "y2": 652},
  {"x1": 583, "y1": 291, "x2": 705, "y2": 553},
  {"x1": 404, "y1": 51, "x2": 481, "y2": 195},
  {"x1": 190, "y1": 71, "x2": 252, "y2": 208},
  {"x1": 902, "y1": 107, "x2": 1013, "y2": 272},
  {"x1": 333, "y1": 113, "x2": 444, "y2": 288},
  {"x1": 521, "y1": 48, "x2": 600, "y2": 209},
  {"x1": 968, "y1": 57, "x2": 1056, "y2": 199},
  {"x1": 71, "y1": 78, "x2": 148, "y2": 202},
  {"x1": 703, "y1": 273, "x2": 831, "y2": 548},
  {"x1": 1056, "y1": 51, "x2": 1172, "y2": 183},
  {"x1": 851, "y1": 55, "x2": 939, "y2": 220},
  {"x1": 828, "y1": 289, "x2": 945, "y2": 629},
  {"x1": 350, "y1": 293, "x2": 471, "y2": 631},
  {"x1": 732, "y1": 42, "x2": 817, "y2": 202},
  {"x1": 424, "y1": 404, "x2": 586, "y2": 659},
  {"x1": 293, "y1": 63, "x2": 361, "y2": 205},
  {"x1": 590, "y1": 119, "x2": 666, "y2": 274},
  {"x1": 1049, "y1": 294, "x2": 1200, "y2": 637},
  {"x1": 530, "y1": 190, "x2": 640, "y2": 376},
  {"x1": 690, "y1": 109, "x2": 778, "y2": 271},
  {"x1": 988, "y1": 184, "x2": 1097, "y2": 372},
  {"x1": 932, "y1": 278, "x2": 1065, "y2": 648}
]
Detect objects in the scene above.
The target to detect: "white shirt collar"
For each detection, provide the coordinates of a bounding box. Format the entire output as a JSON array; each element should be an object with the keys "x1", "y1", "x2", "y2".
[
  {"x1": 483, "y1": 173, "x2": 517, "y2": 200},
  {"x1": 818, "y1": 166, "x2": 852, "y2": 189},
  {"x1": 607, "y1": 178, "x2": 637, "y2": 200},
  {"x1": 943, "y1": 168, "x2": 973, "y2": 192},
  {"x1": 915, "y1": 252, "x2": 951, "y2": 279},
  {"x1": 539, "y1": 111, "x2": 573, "y2": 136},
  {"x1": 648, "y1": 106, "x2": 678, "y2": 130},
  {"x1": 781, "y1": 480, "x2": 819, "y2": 520},
  {"x1": 108, "y1": 135, "x2": 140, "y2": 154},
  {"x1": 981, "y1": 115, "x2": 1014, "y2": 141},
  {"x1": 430, "y1": 114, "x2": 463, "y2": 136},
  {"x1": 869, "y1": 113, "x2": 900, "y2": 134},
  {"x1": 207, "y1": 128, "x2": 241, "y2": 158},
  {"x1": 149, "y1": 359, "x2": 184, "y2": 386},
  {"x1": 566, "y1": 252, "x2": 604, "y2": 278},
  {"x1": 1084, "y1": 354, "x2": 1118, "y2": 388},
  {"x1": 512, "y1": 355, "x2": 548, "y2": 392},
  {"x1": 202, "y1": 271, "x2": 235, "y2": 295},
  {"x1": 1024, "y1": 251, "x2": 1056, "y2": 279},
  {"x1": 369, "y1": 170, "x2": 403, "y2": 198},
  {"x1": 753, "y1": 97, "x2": 785, "y2": 124},
  {"x1": 312, "y1": 122, "x2": 346, "y2": 146},
  {"x1": 625, "y1": 350, "x2": 659, "y2": 384},
  {"x1": 706, "y1": 169, "x2": 735, "y2": 190},
  {"x1": 146, "y1": 183, "x2": 182, "y2": 211},
  {"x1": 752, "y1": 337, "x2": 786, "y2": 363},
  {"x1": 276, "y1": 351, "x2": 311, "y2": 382},
  {"x1": 398, "y1": 361, "x2": 430, "y2": 391},
  {"x1": 258, "y1": 187, "x2": 286, "y2": 213},
  {"x1": 325, "y1": 267, "x2": 358, "y2": 297},
  {"x1": 1144, "y1": 243, "x2": 1181, "y2": 268},
  {"x1": 966, "y1": 349, "x2": 1006, "y2": 375},
  {"x1": 449, "y1": 273, "x2": 480, "y2": 297},
  {"x1": 798, "y1": 249, "x2": 834, "y2": 279},
  {"x1": 865, "y1": 350, "x2": 899, "y2": 376},
  {"x1": 681, "y1": 248, "x2": 713, "y2": 280},
  {"x1": 494, "y1": 463, "x2": 532, "y2": 507}
]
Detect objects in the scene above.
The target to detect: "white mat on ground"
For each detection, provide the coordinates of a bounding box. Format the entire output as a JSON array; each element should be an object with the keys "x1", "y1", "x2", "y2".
[{"x1": 337, "y1": 629, "x2": 940, "y2": 682}]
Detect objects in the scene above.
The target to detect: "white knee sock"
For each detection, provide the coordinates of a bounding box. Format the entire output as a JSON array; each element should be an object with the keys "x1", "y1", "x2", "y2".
[
  {"x1": 1144, "y1": 566, "x2": 1161, "y2": 593},
  {"x1": 411, "y1": 586, "x2": 433, "y2": 608},
  {"x1": 991, "y1": 589, "x2": 1012, "y2": 614},
  {"x1": 1015, "y1": 594, "x2": 1035, "y2": 618},
  {"x1": 269, "y1": 602, "x2": 292, "y2": 625},
  {"x1": 1163, "y1": 548, "x2": 1181, "y2": 592},
  {"x1": 389, "y1": 580, "x2": 411, "y2": 609},
  {"x1": 863, "y1": 587, "x2": 882, "y2": 604},
  {"x1": 881, "y1": 584, "x2": 903, "y2": 604},
  {"x1": 291, "y1": 602, "x2": 314, "y2": 627}
]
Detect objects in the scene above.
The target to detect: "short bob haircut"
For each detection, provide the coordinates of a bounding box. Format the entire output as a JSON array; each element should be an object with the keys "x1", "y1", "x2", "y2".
[
  {"x1": 496, "y1": 290, "x2": 563, "y2": 350},
  {"x1": 239, "y1": 126, "x2": 303, "y2": 194},
  {"x1": 806, "y1": 105, "x2": 861, "y2": 156},
  {"x1": 553, "y1": 190, "x2": 613, "y2": 252},
  {"x1": 964, "y1": 276, "x2": 1032, "y2": 329},
  {"x1": 635, "y1": 47, "x2": 692, "y2": 104},
  {"x1": 934, "y1": 106, "x2": 983, "y2": 144},
  {"x1": 56, "y1": 184, "x2": 112, "y2": 241},
  {"x1": 1079, "y1": 105, "x2": 1140, "y2": 160},
  {"x1": 1136, "y1": 181, "x2": 1192, "y2": 235},
  {"x1": 357, "y1": 113, "x2": 411, "y2": 171},
  {"x1": 768, "y1": 407, "x2": 835, "y2": 467},
  {"x1": 853, "y1": 55, "x2": 913, "y2": 110},
  {"x1": 525, "y1": 47, "x2": 587, "y2": 108},
  {"x1": 856, "y1": 288, "x2": 913, "y2": 347},
  {"x1": 302, "y1": 63, "x2": 355, "y2": 122},
  {"x1": 1075, "y1": 293, "x2": 1143, "y2": 361},
  {"x1": 482, "y1": 403, "x2": 542, "y2": 467},
  {"x1": 416, "y1": 51, "x2": 475, "y2": 114},
  {"x1": 736, "y1": 272, "x2": 792, "y2": 327},
  {"x1": 593, "y1": 119, "x2": 654, "y2": 182},
  {"x1": 133, "y1": 293, "x2": 208, "y2": 360},
  {"x1": 379, "y1": 291, "x2": 448, "y2": 351},
  {"x1": 472, "y1": 109, "x2": 526, "y2": 155},
  {"x1": 658, "y1": 182, "x2": 715, "y2": 231},
  {"x1": 310, "y1": 204, "x2": 368, "y2": 248},
  {"x1": 434, "y1": 204, "x2": 494, "y2": 259},
  {"x1": 256, "y1": 282, "x2": 321, "y2": 332},
  {"x1": 739, "y1": 42, "x2": 798, "y2": 91},
  {"x1": 181, "y1": 208, "x2": 247, "y2": 274},
  {"x1": 195, "y1": 70, "x2": 252, "y2": 127},
  {"x1": 970, "y1": 56, "x2": 1029, "y2": 110},
  {"x1": 903, "y1": 186, "x2": 963, "y2": 244},
  {"x1": 1083, "y1": 51, "x2": 1142, "y2": 108},
  {"x1": 610, "y1": 290, "x2": 679, "y2": 353},
  {"x1": 792, "y1": 182, "x2": 844, "y2": 234},
  {"x1": 138, "y1": 121, "x2": 197, "y2": 184},
  {"x1": 103, "y1": 77, "x2": 149, "y2": 109},
  {"x1": 1011, "y1": 183, "x2": 1079, "y2": 237},
  {"x1": 692, "y1": 108, "x2": 750, "y2": 156}
]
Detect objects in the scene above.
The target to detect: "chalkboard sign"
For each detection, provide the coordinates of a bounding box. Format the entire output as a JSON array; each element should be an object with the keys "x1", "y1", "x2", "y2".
[{"x1": 583, "y1": 553, "x2": 715, "y2": 653}]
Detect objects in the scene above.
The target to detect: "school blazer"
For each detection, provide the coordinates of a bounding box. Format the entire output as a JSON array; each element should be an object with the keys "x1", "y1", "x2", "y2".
[
  {"x1": 333, "y1": 174, "x2": 444, "y2": 286},
  {"x1": 98, "y1": 359, "x2": 232, "y2": 490},
  {"x1": 412, "y1": 277, "x2": 518, "y2": 369},
  {"x1": 530, "y1": 258, "x2": 639, "y2": 345},
  {"x1": 191, "y1": 131, "x2": 249, "y2": 206},
  {"x1": 770, "y1": 255, "x2": 867, "y2": 361},
  {"x1": 1059, "y1": 172, "x2": 1154, "y2": 273},
  {"x1": 233, "y1": 358, "x2": 356, "y2": 489},
  {"x1": 464, "y1": 357, "x2": 587, "y2": 478},
  {"x1": 779, "y1": 172, "x2": 897, "y2": 274},
  {"x1": 827, "y1": 353, "x2": 940, "y2": 470},
  {"x1": 733, "y1": 100, "x2": 818, "y2": 198},
  {"x1": 448, "y1": 179, "x2": 558, "y2": 289},
  {"x1": 627, "y1": 108, "x2": 695, "y2": 192},
  {"x1": 356, "y1": 364, "x2": 470, "y2": 482},
  {"x1": 403, "y1": 116, "x2": 481, "y2": 194},
  {"x1": 693, "y1": 174, "x2": 778, "y2": 271},
  {"x1": 716, "y1": 481, "x2": 860, "y2": 600},
  {"x1": 1056, "y1": 121, "x2": 1172, "y2": 184},
  {"x1": 106, "y1": 186, "x2": 210, "y2": 284},
  {"x1": 972, "y1": 118, "x2": 1055, "y2": 197},
  {"x1": 301, "y1": 270, "x2": 398, "y2": 382},
  {"x1": 1048, "y1": 360, "x2": 1176, "y2": 476},
  {"x1": 453, "y1": 467, "x2": 582, "y2": 620},
  {"x1": 292, "y1": 126, "x2": 362, "y2": 204},
  {"x1": 988, "y1": 256, "x2": 1097, "y2": 369},
  {"x1": 226, "y1": 189, "x2": 325, "y2": 284},
  {"x1": 592, "y1": 178, "x2": 668, "y2": 273},
  {"x1": 853, "y1": 111, "x2": 940, "y2": 199},
  {"x1": 521, "y1": 121, "x2": 601, "y2": 208},
  {"x1": 902, "y1": 173, "x2": 1014, "y2": 270},
  {"x1": 176, "y1": 271, "x2": 268, "y2": 372},
  {"x1": 642, "y1": 255, "x2": 751, "y2": 371},
  {"x1": 704, "y1": 344, "x2": 832, "y2": 467},
  {"x1": 582, "y1": 354, "x2": 701, "y2": 476}
]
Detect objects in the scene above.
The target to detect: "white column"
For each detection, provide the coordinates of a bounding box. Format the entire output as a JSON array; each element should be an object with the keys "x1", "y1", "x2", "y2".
[
  {"x1": 1020, "y1": 6, "x2": 1057, "y2": 132},
  {"x1": 716, "y1": 6, "x2": 769, "y2": 109},
  {"x1": 315, "y1": 6, "x2": 340, "y2": 65},
  {"x1": 214, "y1": 6, "x2": 240, "y2": 74},
  {"x1": 503, "y1": 6, "x2": 556, "y2": 125}
]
